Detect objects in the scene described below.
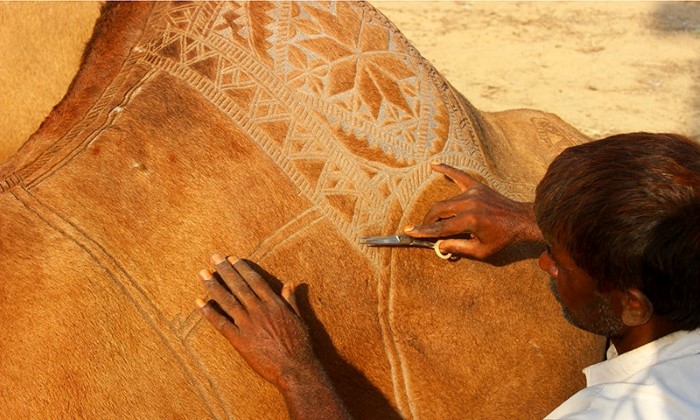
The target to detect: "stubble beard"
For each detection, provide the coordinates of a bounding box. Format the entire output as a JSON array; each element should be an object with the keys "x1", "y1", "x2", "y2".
[{"x1": 549, "y1": 278, "x2": 626, "y2": 338}]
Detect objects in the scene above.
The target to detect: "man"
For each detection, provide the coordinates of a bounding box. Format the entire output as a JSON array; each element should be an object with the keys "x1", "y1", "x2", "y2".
[{"x1": 196, "y1": 132, "x2": 700, "y2": 419}]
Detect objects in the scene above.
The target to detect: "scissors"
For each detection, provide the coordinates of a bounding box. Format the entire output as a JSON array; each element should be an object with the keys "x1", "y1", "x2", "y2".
[{"x1": 359, "y1": 234, "x2": 454, "y2": 260}]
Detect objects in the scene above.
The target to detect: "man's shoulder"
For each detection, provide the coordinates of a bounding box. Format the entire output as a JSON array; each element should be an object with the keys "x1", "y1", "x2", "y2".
[
  {"x1": 546, "y1": 333, "x2": 700, "y2": 420},
  {"x1": 547, "y1": 376, "x2": 700, "y2": 419}
]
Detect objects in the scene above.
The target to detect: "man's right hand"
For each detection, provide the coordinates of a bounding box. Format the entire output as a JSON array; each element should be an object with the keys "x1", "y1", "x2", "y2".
[{"x1": 404, "y1": 163, "x2": 543, "y2": 260}]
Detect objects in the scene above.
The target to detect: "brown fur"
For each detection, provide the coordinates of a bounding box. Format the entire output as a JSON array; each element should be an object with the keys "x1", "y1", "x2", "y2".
[{"x1": 0, "y1": 2, "x2": 603, "y2": 418}]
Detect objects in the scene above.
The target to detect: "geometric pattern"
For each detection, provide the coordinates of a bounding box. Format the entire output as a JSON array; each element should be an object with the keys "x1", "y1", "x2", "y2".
[{"x1": 132, "y1": 1, "x2": 502, "y2": 266}]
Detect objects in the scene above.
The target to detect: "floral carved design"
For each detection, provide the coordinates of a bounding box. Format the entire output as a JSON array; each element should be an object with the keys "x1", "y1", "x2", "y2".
[{"x1": 286, "y1": 2, "x2": 416, "y2": 122}]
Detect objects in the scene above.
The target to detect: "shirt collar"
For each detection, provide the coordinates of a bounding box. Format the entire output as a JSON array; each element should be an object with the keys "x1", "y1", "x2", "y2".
[{"x1": 583, "y1": 328, "x2": 700, "y2": 386}]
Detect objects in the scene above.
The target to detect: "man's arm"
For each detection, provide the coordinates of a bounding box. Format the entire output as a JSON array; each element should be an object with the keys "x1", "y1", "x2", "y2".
[
  {"x1": 196, "y1": 254, "x2": 351, "y2": 420},
  {"x1": 404, "y1": 162, "x2": 543, "y2": 259}
]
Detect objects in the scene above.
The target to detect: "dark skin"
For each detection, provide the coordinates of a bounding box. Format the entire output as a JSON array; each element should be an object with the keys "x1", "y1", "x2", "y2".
[
  {"x1": 196, "y1": 163, "x2": 677, "y2": 418},
  {"x1": 404, "y1": 163, "x2": 543, "y2": 259},
  {"x1": 196, "y1": 254, "x2": 351, "y2": 420},
  {"x1": 538, "y1": 242, "x2": 678, "y2": 354}
]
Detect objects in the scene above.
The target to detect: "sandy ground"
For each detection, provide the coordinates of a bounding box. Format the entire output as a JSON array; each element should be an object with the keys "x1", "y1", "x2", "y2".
[
  {"x1": 1, "y1": 1, "x2": 699, "y2": 163},
  {"x1": 380, "y1": 1, "x2": 700, "y2": 139}
]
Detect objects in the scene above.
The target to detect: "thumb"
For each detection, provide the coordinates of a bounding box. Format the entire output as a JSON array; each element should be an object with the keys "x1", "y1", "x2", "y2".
[{"x1": 282, "y1": 283, "x2": 301, "y2": 315}]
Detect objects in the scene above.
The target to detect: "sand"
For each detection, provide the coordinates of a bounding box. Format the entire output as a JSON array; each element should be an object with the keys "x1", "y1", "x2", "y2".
[
  {"x1": 379, "y1": 1, "x2": 700, "y2": 139},
  {"x1": 1, "y1": 1, "x2": 699, "y2": 163}
]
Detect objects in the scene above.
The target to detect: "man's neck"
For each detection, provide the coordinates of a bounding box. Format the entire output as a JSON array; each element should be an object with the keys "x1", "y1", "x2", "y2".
[{"x1": 610, "y1": 317, "x2": 679, "y2": 355}]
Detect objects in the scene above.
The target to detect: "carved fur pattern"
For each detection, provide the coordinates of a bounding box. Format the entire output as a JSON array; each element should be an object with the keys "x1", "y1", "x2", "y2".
[
  {"x1": 129, "y1": 1, "x2": 496, "y2": 262},
  {"x1": 0, "y1": 2, "x2": 602, "y2": 419}
]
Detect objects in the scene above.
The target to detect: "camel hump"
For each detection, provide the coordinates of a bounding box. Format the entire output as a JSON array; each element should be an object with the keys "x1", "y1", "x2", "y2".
[{"x1": 479, "y1": 109, "x2": 591, "y2": 197}]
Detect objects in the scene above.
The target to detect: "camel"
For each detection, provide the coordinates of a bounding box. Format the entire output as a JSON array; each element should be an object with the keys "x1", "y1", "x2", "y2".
[{"x1": 0, "y1": 2, "x2": 603, "y2": 418}]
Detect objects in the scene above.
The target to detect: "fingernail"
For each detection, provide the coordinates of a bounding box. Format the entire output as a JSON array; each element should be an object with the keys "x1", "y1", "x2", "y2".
[
  {"x1": 211, "y1": 253, "x2": 226, "y2": 264},
  {"x1": 226, "y1": 256, "x2": 241, "y2": 265},
  {"x1": 430, "y1": 161, "x2": 441, "y2": 166},
  {"x1": 403, "y1": 225, "x2": 414, "y2": 232},
  {"x1": 195, "y1": 298, "x2": 207, "y2": 308},
  {"x1": 198, "y1": 269, "x2": 212, "y2": 280}
]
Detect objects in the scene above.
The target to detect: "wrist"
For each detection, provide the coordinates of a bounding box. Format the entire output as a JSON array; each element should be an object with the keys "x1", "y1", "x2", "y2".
[
  {"x1": 277, "y1": 359, "x2": 331, "y2": 397},
  {"x1": 515, "y1": 202, "x2": 543, "y2": 243},
  {"x1": 277, "y1": 361, "x2": 352, "y2": 420}
]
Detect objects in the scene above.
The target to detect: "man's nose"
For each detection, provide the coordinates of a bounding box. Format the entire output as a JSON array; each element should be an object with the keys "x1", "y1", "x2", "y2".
[{"x1": 538, "y1": 251, "x2": 559, "y2": 278}]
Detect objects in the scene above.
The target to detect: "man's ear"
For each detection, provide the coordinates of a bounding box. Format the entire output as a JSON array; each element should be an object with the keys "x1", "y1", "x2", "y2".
[{"x1": 620, "y1": 288, "x2": 654, "y2": 327}]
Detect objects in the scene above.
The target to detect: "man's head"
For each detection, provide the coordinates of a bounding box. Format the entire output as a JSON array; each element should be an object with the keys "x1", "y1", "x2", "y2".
[{"x1": 534, "y1": 133, "x2": 700, "y2": 335}]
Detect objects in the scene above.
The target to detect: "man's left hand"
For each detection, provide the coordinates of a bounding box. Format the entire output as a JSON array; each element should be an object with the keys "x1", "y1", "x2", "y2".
[{"x1": 196, "y1": 255, "x2": 319, "y2": 390}]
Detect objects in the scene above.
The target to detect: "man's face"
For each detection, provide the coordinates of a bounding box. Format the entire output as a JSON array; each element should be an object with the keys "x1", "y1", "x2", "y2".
[{"x1": 538, "y1": 242, "x2": 626, "y2": 338}]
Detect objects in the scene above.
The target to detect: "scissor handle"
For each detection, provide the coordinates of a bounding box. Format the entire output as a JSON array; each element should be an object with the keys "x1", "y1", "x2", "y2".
[{"x1": 433, "y1": 240, "x2": 453, "y2": 260}]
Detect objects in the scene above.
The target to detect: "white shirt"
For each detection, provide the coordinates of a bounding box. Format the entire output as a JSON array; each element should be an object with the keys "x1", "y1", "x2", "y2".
[{"x1": 546, "y1": 329, "x2": 700, "y2": 419}]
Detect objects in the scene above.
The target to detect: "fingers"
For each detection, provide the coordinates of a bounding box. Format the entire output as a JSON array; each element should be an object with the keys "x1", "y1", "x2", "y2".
[
  {"x1": 406, "y1": 223, "x2": 499, "y2": 259},
  {"x1": 199, "y1": 269, "x2": 245, "y2": 317},
  {"x1": 405, "y1": 215, "x2": 477, "y2": 239},
  {"x1": 281, "y1": 283, "x2": 301, "y2": 316},
  {"x1": 201, "y1": 255, "x2": 289, "y2": 314},
  {"x1": 196, "y1": 297, "x2": 239, "y2": 341},
  {"x1": 229, "y1": 258, "x2": 283, "y2": 305},
  {"x1": 437, "y1": 238, "x2": 493, "y2": 260},
  {"x1": 211, "y1": 254, "x2": 258, "y2": 305},
  {"x1": 431, "y1": 162, "x2": 481, "y2": 191},
  {"x1": 195, "y1": 261, "x2": 315, "y2": 388},
  {"x1": 419, "y1": 199, "x2": 459, "y2": 226}
]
